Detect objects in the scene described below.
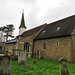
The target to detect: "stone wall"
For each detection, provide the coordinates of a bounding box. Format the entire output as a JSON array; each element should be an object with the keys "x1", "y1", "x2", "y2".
[
  {"x1": 18, "y1": 35, "x2": 33, "y2": 51},
  {"x1": 18, "y1": 35, "x2": 34, "y2": 56},
  {"x1": 72, "y1": 36, "x2": 75, "y2": 62},
  {"x1": 5, "y1": 35, "x2": 34, "y2": 56},
  {"x1": 34, "y1": 36, "x2": 72, "y2": 62},
  {"x1": 6, "y1": 43, "x2": 17, "y2": 55},
  {"x1": 5, "y1": 44, "x2": 13, "y2": 55}
]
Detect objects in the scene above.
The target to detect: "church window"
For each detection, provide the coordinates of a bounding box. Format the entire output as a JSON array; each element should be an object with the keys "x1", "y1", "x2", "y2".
[
  {"x1": 57, "y1": 27, "x2": 60, "y2": 30},
  {"x1": 43, "y1": 42, "x2": 46, "y2": 49},
  {"x1": 56, "y1": 27, "x2": 60, "y2": 32},
  {"x1": 28, "y1": 45, "x2": 29, "y2": 52},
  {"x1": 57, "y1": 40, "x2": 59, "y2": 47},
  {"x1": 26, "y1": 44, "x2": 27, "y2": 51},
  {"x1": 24, "y1": 43, "x2": 30, "y2": 52},
  {"x1": 43, "y1": 30, "x2": 46, "y2": 33}
]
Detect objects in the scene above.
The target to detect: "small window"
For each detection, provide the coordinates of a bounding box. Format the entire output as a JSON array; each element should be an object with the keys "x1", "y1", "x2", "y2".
[
  {"x1": 43, "y1": 30, "x2": 46, "y2": 33},
  {"x1": 57, "y1": 27, "x2": 60, "y2": 30},
  {"x1": 57, "y1": 40, "x2": 59, "y2": 47},
  {"x1": 56, "y1": 27, "x2": 60, "y2": 32},
  {"x1": 43, "y1": 42, "x2": 46, "y2": 49}
]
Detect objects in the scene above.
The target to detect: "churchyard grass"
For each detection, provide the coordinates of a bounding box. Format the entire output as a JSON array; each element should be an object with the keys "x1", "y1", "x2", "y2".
[{"x1": 11, "y1": 58, "x2": 75, "y2": 75}]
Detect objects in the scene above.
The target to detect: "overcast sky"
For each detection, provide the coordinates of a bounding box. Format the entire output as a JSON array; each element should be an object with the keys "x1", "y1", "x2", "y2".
[{"x1": 0, "y1": 0, "x2": 75, "y2": 37}]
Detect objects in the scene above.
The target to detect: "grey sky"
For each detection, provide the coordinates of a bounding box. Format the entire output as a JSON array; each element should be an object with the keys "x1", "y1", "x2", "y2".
[{"x1": 0, "y1": 0, "x2": 75, "y2": 37}]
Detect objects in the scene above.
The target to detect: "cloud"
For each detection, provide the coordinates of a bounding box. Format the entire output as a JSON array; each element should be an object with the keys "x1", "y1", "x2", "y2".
[
  {"x1": 0, "y1": 0, "x2": 75, "y2": 37},
  {"x1": 43, "y1": 0, "x2": 75, "y2": 23},
  {"x1": 26, "y1": 0, "x2": 75, "y2": 29}
]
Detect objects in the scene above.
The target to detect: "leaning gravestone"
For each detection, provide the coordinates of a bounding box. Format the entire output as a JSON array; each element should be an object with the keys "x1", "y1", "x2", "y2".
[
  {"x1": 0, "y1": 54, "x2": 11, "y2": 75},
  {"x1": 18, "y1": 50, "x2": 26, "y2": 65},
  {"x1": 59, "y1": 58, "x2": 69, "y2": 75}
]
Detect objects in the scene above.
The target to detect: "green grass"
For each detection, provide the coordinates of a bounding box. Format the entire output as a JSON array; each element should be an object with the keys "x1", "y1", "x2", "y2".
[{"x1": 11, "y1": 58, "x2": 75, "y2": 75}]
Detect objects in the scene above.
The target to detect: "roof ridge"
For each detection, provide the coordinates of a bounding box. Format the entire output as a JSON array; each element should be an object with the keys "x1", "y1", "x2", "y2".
[
  {"x1": 21, "y1": 23, "x2": 47, "y2": 35},
  {"x1": 34, "y1": 15, "x2": 75, "y2": 40},
  {"x1": 48, "y1": 15, "x2": 75, "y2": 25}
]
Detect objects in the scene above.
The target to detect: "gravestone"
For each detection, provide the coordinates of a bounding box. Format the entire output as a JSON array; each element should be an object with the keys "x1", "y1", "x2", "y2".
[
  {"x1": 33, "y1": 59, "x2": 36, "y2": 64},
  {"x1": 18, "y1": 50, "x2": 26, "y2": 65},
  {"x1": 28, "y1": 53, "x2": 31, "y2": 59},
  {"x1": 59, "y1": 58, "x2": 69, "y2": 75},
  {"x1": 12, "y1": 49, "x2": 19, "y2": 61},
  {"x1": 0, "y1": 54, "x2": 11, "y2": 75}
]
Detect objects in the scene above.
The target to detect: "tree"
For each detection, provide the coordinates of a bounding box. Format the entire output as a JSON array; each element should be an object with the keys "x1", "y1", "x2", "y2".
[
  {"x1": 0, "y1": 27, "x2": 4, "y2": 42},
  {"x1": 2, "y1": 24, "x2": 15, "y2": 41}
]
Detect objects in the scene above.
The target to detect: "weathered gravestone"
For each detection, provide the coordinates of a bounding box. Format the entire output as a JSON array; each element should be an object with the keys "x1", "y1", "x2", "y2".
[
  {"x1": 12, "y1": 49, "x2": 18, "y2": 61},
  {"x1": 59, "y1": 58, "x2": 69, "y2": 75},
  {"x1": 18, "y1": 50, "x2": 26, "y2": 65},
  {"x1": 18, "y1": 50, "x2": 30, "y2": 68},
  {"x1": 0, "y1": 54, "x2": 11, "y2": 75},
  {"x1": 28, "y1": 53, "x2": 31, "y2": 59},
  {"x1": 33, "y1": 59, "x2": 36, "y2": 64}
]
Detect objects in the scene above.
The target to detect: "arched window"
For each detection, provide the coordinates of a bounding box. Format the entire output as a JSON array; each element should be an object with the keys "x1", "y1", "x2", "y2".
[
  {"x1": 26, "y1": 43, "x2": 27, "y2": 51},
  {"x1": 24, "y1": 42, "x2": 30, "y2": 52},
  {"x1": 43, "y1": 42, "x2": 46, "y2": 49}
]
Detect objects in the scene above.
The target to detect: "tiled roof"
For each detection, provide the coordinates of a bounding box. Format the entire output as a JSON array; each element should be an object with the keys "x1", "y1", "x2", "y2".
[
  {"x1": 16, "y1": 23, "x2": 47, "y2": 39},
  {"x1": 34, "y1": 15, "x2": 75, "y2": 40},
  {"x1": 5, "y1": 39, "x2": 16, "y2": 44}
]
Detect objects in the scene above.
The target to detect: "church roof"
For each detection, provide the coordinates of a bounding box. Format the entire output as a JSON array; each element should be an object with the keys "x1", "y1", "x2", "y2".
[
  {"x1": 34, "y1": 15, "x2": 75, "y2": 40},
  {"x1": 16, "y1": 23, "x2": 47, "y2": 38},
  {"x1": 5, "y1": 39, "x2": 16, "y2": 44},
  {"x1": 19, "y1": 11, "x2": 26, "y2": 29}
]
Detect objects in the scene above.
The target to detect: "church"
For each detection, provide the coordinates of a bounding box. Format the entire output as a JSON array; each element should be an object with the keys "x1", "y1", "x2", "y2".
[{"x1": 5, "y1": 11, "x2": 75, "y2": 62}]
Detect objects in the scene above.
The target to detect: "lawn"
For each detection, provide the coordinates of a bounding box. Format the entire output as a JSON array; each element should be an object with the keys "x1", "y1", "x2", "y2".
[{"x1": 11, "y1": 58, "x2": 75, "y2": 75}]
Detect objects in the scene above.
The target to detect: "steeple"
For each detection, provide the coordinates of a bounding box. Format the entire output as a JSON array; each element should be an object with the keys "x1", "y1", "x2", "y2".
[
  {"x1": 19, "y1": 9, "x2": 27, "y2": 29},
  {"x1": 19, "y1": 9, "x2": 27, "y2": 35}
]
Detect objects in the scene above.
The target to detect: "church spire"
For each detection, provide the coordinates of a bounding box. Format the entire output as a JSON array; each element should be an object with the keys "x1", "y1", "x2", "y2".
[
  {"x1": 19, "y1": 9, "x2": 27, "y2": 29},
  {"x1": 19, "y1": 9, "x2": 27, "y2": 35}
]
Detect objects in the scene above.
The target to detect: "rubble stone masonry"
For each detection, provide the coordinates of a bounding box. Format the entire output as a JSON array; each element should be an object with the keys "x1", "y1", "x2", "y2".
[{"x1": 34, "y1": 36, "x2": 74, "y2": 62}]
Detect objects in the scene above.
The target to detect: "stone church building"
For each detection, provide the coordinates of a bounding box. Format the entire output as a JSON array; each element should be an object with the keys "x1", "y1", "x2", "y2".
[
  {"x1": 5, "y1": 11, "x2": 75, "y2": 62},
  {"x1": 5, "y1": 11, "x2": 47, "y2": 56}
]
